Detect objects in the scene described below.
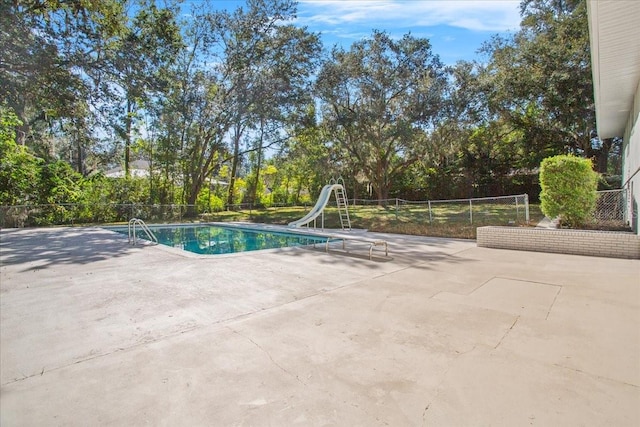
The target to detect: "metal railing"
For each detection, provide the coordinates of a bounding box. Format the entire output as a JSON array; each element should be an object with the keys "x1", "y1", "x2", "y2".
[{"x1": 128, "y1": 218, "x2": 158, "y2": 245}]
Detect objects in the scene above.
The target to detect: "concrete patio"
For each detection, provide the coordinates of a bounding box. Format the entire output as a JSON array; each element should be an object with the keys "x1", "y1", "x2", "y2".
[{"x1": 1, "y1": 226, "x2": 639, "y2": 425}]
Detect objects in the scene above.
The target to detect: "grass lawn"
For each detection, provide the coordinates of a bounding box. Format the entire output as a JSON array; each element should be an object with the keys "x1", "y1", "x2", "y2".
[{"x1": 200, "y1": 203, "x2": 545, "y2": 240}]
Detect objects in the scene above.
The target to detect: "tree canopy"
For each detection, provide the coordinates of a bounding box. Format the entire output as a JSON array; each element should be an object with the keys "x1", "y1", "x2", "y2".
[
  {"x1": 316, "y1": 31, "x2": 447, "y2": 201},
  {"x1": 1, "y1": 0, "x2": 614, "y2": 219}
]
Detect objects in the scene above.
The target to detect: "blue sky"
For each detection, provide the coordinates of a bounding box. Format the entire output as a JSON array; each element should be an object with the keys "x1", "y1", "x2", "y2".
[
  {"x1": 295, "y1": 0, "x2": 522, "y2": 64},
  {"x1": 197, "y1": 0, "x2": 523, "y2": 64}
]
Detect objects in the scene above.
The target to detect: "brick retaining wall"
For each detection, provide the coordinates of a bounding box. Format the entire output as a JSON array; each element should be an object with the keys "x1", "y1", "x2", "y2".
[{"x1": 476, "y1": 226, "x2": 640, "y2": 259}]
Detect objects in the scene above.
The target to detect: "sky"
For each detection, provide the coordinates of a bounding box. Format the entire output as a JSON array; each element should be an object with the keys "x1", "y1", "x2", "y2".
[
  {"x1": 295, "y1": 0, "x2": 522, "y2": 64},
  {"x1": 197, "y1": 0, "x2": 524, "y2": 64}
]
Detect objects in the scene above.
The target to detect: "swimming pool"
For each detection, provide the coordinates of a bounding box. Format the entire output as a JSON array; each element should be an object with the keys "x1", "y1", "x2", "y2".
[{"x1": 110, "y1": 224, "x2": 330, "y2": 255}]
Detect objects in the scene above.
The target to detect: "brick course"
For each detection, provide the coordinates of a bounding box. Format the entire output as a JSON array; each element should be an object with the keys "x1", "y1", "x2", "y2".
[{"x1": 476, "y1": 226, "x2": 640, "y2": 259}]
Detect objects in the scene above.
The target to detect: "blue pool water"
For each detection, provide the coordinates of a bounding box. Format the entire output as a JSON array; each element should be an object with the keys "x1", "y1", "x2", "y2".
[{"x1": 110, "y1": 224, "x2": 329, "y2": 255}]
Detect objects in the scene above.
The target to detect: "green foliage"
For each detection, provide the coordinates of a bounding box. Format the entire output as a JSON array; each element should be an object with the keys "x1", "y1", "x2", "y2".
[
  {"x1": 232, "y1": 178, "x2": 246, "y2": 206},
  {"x1": 37, "y1": 161, "x2": 83, "y2": 204},
  {"x1": 2, "y1": 0, "x2": 128, "y2": 160},
  {"x1": 0, "y1": 0, "x2": 615, "y2": 227},
  {"x1": 196, "y1": 189, "x2": 225, "y2": 213},
  {"x1": 479, "y1": 0, "x2": 594, "y2": 158},
  {"x1": 539, "y1": 155, "x2": 598, "y2": 228},
  {"x1": 0, "y1": 108, "x2": 42, "y2": 205},
  {"x1": 80, "y1": 175, "x2": 117, "y2": 223},
  {"x1": 316, "y1": 31, "x2": 447, "y2": 201},
  {"x1": 34, "y1": 161, "x2": 86, "y2": 224},
  {"x1": 259, "y1": 193, "x2": 273, "y2": 208}
]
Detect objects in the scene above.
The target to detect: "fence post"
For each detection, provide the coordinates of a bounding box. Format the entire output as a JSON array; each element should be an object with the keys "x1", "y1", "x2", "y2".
[
  {"x1": 525, "y1": 194, "x2": 530, "y2": 224},
  {"x1": 469, "y1": 199, "x2": 473, "y2": 224},
  {"x1": 395, "y1": 198, "x2": 399, "y2": 220},
  {"x1": 428, "y1": 200, "x2": 433, "y2": 224}
]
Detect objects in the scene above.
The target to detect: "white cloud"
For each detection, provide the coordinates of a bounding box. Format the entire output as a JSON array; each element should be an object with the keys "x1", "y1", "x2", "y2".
[{"x1": 298, "y1": 0, "x2": 521, "y2": 32}]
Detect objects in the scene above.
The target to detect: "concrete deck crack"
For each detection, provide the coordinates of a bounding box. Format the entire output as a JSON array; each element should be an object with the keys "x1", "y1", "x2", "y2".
[
  {"x1": 227, "y1": 327, "x2": 306, "y2": 386},
  {"x1": 1, "y1": 324, "x2": 202, "y2": 387},
  {"x1": 546, "y1": 286, "x2": 562, "y2": 320},
  {"x1": 422, "y1": 345, "x2": 478, "y2": 426},
  {"x1": 494, "y1": 316, "x2": 519, "y2": 349},
  {"x1": 552, "y1": 363, "x2": 640, "y2": 389},
  {"x1": 0, "y1": 273, "x2": 402, "y2": 387}
]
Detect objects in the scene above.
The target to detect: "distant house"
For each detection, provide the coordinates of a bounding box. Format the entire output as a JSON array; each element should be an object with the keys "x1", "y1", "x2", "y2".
[
  {"x1": 587, "y1": 0, "x2": 640, "y2": 234},
  {"x1": 105, "y1": 160, "x2": 150, "y2": 178}
]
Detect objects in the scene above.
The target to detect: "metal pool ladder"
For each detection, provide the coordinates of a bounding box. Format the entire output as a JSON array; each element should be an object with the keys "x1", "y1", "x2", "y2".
[{"x1": 128, "y1": 218, "x2": 158, "y2": 245}]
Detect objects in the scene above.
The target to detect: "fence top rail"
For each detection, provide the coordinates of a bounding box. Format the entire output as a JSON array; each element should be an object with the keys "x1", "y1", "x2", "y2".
[
  {"x1": 2, "y1": 194, "x2": 531, "y2": 210},
  {"x1": 351, "y1": 198, "x2": 398, "y2": 204},
  {"x1": 432, "y1": 194, "x2": 527, "y2": 203},
  {"x1": 352, "y1": 194, "x2": 528, "y2": 205},
  {"x1": 0, "y1": 203, "x2": 197, "y2": 208},
  {"x1": 596, "y1": 189, "x2": 625, "y2": 194}
]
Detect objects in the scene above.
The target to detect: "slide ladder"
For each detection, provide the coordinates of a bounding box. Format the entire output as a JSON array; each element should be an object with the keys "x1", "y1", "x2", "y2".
[{"x1": 334, "y1": 179, "x2": 351, "y2": 230}]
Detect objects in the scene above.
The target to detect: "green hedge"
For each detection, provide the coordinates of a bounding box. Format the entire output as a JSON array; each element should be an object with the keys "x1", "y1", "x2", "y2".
[{"x1": 539, "y1": 155, "x2": 598, "y2": 228}]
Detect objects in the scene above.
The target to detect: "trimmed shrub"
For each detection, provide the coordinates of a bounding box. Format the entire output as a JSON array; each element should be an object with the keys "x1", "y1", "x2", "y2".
[{"x1": 539, "y1": 155, "x2": 598, "y2": 228}]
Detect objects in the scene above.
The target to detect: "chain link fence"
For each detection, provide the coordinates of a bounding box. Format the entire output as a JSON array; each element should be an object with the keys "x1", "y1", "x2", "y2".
[
  {"x1": 0, "y1": 204, "x2": 196, "y2": 228},
  {"x1": 1, "y1": 194, "x2": 530, "y2": 229},
  {"x1": 593, "y1": 189, "x2": 628, "y2": 228},
  {"x1": 2, "y1": 191, "x2": 629, "y2": 230},
  {"x1": 348, "y1": 194, "x2": 530, "y2": 226}
]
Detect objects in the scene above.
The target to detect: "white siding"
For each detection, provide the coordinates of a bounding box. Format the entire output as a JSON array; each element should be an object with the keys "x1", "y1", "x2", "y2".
[{"x1": 623, "y1": 81, "x2": 640, "y2": 233}]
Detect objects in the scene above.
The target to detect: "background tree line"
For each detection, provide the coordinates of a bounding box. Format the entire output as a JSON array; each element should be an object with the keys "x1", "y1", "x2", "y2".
[{"x1": 0, "y1": 0, "x2": 622, "y2": 221}]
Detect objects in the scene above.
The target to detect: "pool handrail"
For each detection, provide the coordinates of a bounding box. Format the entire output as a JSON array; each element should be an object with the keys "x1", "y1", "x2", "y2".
[{"x1": 128, "y1": 218, "x2": 158, "y2": 245}]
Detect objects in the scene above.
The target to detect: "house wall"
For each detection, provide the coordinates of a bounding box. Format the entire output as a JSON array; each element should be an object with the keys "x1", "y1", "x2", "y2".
[{"x1": 623, "y1": 80, "x2": 640, "y2": 234}]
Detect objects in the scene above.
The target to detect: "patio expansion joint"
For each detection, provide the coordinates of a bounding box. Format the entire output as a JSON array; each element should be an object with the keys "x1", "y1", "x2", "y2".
[
  {"x1": 431, "y1": 275, "x2": 563, "y2": 318},
  {"x1": 494, "y1": 276, "x2": 563, "y2": 321}
]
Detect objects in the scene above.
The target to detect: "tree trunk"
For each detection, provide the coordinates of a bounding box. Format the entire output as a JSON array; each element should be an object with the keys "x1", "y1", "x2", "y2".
[
  {"x1": 186, "y1": 181, "x2": 199, "y2": 217},
  {"x1": 250, "y1": 118, "x2": 265, "y2": 206},
  {"x1": 226, "y1": 122, "x2": 243, "y2": 209},
  {"x1": 595, "y1": 138, "x2": 613, "y2": 174},
  {"x1": 76, "y1": 137, "x2": 84, "y2": 176},
  {"x1": 124, "y1": 99, "x2": 133, "y2": 178}
]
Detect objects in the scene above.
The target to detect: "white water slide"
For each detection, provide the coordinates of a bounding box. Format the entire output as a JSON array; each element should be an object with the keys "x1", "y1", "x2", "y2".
[{"x1": 288, "y1": 184, "x2": 351, "y2": 230}]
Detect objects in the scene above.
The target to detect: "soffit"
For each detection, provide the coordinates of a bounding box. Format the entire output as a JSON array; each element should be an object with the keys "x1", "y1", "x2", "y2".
[{"x1": 588, "y1": 0, "x2": 640, "y2": 138}]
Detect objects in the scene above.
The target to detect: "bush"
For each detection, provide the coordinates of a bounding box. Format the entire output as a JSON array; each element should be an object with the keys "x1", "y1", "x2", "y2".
[
  {"x1": 0, "y1": 108, "x2": 42, "y2": 205},
  {"x1": 196, "y1": 189, "x2": 224, "y2": 213},
  {"x1": 539, "y1": 155, "x2": 598, "y2": 228}
]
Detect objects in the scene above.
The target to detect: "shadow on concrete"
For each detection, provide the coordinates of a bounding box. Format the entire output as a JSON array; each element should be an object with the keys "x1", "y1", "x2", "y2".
[
  {"x1": 0, "y1": 225, "x2": 477, "y2": 274},
  {"x1": 274, "y1": 233, "x2": 476, "y2": 271},
  {"x1": 0, "y1": 227, "x2": 136, "y2": 271}
]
